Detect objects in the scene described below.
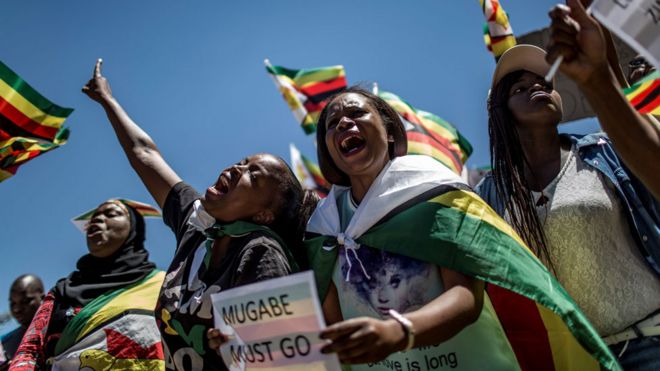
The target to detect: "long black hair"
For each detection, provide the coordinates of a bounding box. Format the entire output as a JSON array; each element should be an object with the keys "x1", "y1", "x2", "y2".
[{"x1": 488, "y1": 70, "x2": 554, "y2": 270}]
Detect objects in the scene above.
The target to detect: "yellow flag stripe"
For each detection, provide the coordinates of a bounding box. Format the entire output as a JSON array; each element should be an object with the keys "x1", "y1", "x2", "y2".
[
  {"x1": 536, "y1": 303, "x2": 601, "y2": 371},
  {"x1": 407, "y1": 141, "x2": 460, "y2": 174},
  {"x1": 0, "y1": 79, "x2": 68, "y2": 128},
  {"x1": 428, "y1": 190, "x2": 537, "y2": 259},
  {"x1": 76, "y1": 271, "x2": 165, "y2": 341}
]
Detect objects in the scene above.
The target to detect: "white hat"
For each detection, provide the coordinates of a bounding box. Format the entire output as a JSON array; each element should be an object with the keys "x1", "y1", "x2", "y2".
[{"x1": 491, "y1": 44, "x2": 552, "y2": 89}]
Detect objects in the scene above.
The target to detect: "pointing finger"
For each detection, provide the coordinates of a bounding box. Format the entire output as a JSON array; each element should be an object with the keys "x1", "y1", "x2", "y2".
[{"x1": 94, "y1": 58, "x2": 103, "y2": 78}]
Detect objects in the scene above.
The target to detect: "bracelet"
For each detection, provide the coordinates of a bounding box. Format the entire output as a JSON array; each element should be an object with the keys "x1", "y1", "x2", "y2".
[{"x1": 388, "y1": 309, "x2": 415, "y2": 351}]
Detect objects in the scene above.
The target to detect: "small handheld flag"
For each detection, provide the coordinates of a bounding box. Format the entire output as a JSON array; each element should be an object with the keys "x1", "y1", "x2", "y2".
[
  {"x1": 265, "y1": 60, "x2": 347, "y2": 134},
  {"x1": 480, "y1": 0, "x2": 517, "y2": 60},
  {"x1": 378, "y1": 91, "x2": 473, "y2": 175}
]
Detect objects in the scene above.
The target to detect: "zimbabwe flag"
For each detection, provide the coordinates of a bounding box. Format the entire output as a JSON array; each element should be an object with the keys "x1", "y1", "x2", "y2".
[
  {"x1": 306, "y1": 156, "x2": 620, "y2": 371},
  {"x1": 289, "y1": 143, "x2": 331, "y2": 198},
  {"x1": 266, "y1": 61, "x2": 346, "y2": 134},
  {"x1": 0, "y1": 61, "x2": 73, "y2": 182},
  {"x1": 624, "y1": 71, "x2": 660, "y2": 116},
  {"x1": 480, "y1": 0, "x2": 517, "y2": 60},
  {"x1": 379, "y1": 91, "x2": 473, "y2": 175},
  {"x1": 49, "y1": 270, "x2": 165, "y2": 370}
]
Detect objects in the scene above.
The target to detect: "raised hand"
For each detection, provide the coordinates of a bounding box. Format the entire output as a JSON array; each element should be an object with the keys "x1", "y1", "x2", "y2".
[
  {"x1": 82, "y1": 58, "x2": 113, "y2": 103},
  {"x1": 546, "y1": 0, "x2": 609, "y2": 87},
  {"x1": 319, "y1": 317, "x2": 405, "y2": 364}
]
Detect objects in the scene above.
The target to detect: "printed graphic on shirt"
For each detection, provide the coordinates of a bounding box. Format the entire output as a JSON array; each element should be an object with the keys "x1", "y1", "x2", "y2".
[
  {"x1": 333, "y1": 246, "x2": 519, "y2": 371},
  {"x1": 337, "y1": 246, "x2": 441, "y2": 318},
  {"x1": 158, "y1": 245, "x2": 222, "y2": 370}
]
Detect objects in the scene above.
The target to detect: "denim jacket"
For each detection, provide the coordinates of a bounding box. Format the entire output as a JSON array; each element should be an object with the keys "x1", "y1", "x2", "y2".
[{"x1": 475, "y1": 132, "x2": 660, "y2": 275}]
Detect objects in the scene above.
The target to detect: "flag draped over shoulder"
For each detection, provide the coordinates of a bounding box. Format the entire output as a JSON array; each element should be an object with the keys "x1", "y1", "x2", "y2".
[
  {"x1": 306, "y1": 156, "x2": 620, "y2": 371},
  {"x1": 480, "y1": 0, "x2": 517, "y2": 60},
  {"x1": 289, "y1": 143, "x2": 330, "y2": 197},
  {"x1": 266, "y1": 62, "x2": 347, "y2": 134},
  {"x1": 379, "y1": 91, "x2": 473, "y2": 175},
  {"x1": 49, "y1": 270, "x2": 166, "y2": 370},
  {"x1": 0, "y1": 61, "x2": 73, "y2": 182},
  {"x1": 624, "y1": 71, "x2": 660, "y2": 115}
]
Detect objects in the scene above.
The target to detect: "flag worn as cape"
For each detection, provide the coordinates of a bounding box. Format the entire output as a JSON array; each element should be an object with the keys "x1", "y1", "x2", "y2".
[
  {"x1": 289, "y1": 143, "x2": 331, "y2": 198},
  {"x1": 305, "y1": 155, "x2": 620, "y2": 371},
  {"x1": 0, "y1": 61, "x2": 73, "y2": 182},
  {"x1": 379, "y1": 91, "x2": 473, "y2": 175},
  {"x1": 480, "y1": 0, "x2": 517, "y2": 60},
  {"x1": 266, "y1": 62, "x2": 346, "y2": 135},
  {"x1": 624, "y1": 71, "x2": 660, "y2": 115},
  {"x1": 50, "y1": 269, "x2": 166, "y2": 370}
]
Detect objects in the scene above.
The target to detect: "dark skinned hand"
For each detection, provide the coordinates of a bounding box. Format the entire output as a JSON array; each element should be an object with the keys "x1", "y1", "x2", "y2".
[
  {"x1": 546, "y1": 0, "x2": 609, "y2": 86},
  {"x1": 207, "y1": 328, "x2": 230, "y2": 353},
  {"x1": 319, "y1": 317, "x2": 406, "y2": 364},
  {"x1": 82, "y1": 58, "x2": 113, "y2": 103}
]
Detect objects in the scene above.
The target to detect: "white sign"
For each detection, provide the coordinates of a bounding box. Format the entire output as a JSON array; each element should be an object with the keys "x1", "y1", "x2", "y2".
[
  {"x1": 211, "y1": 271, "x2": 341, "y2": 371},
  {"x1": 591, "y1": 0, "x2": 660, "y2": 72}
]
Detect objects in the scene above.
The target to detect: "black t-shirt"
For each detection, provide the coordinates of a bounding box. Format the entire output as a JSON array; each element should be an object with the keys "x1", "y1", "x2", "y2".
[{"x1": 156, "y1": 182, "x2": 292, "y2": 370}]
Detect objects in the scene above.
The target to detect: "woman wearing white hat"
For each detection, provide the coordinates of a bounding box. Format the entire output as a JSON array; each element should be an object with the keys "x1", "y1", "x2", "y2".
[{"x1": 476, "y1": 0, "x2": 660, "y2": 369}]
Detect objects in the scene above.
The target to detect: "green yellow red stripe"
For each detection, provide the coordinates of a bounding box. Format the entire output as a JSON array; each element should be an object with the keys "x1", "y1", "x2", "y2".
[{"x1": 0, "y1": 61, "x2": 74, "y2": 119}]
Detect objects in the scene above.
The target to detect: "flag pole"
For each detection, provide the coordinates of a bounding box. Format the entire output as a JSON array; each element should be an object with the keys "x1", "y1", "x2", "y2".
[
  {"x1": 372, "y1": 82, "x2": 379, "y2": 95},
  {"x1": 545, "y1": 55, "x2": 563, "y2": 83}
]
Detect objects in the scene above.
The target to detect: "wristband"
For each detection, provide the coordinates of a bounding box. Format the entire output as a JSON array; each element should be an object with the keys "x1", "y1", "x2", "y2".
[{"x1": 388, "y1": 309, "x2": 415, "y2": 351}]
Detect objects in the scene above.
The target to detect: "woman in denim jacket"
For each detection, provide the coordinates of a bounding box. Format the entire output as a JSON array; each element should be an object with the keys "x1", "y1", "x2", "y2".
[{"x1": 475, "y1": 1, "x2": 660, "y2": 370}]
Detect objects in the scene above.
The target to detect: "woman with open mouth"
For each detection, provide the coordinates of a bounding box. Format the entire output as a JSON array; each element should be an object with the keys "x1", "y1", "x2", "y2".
[
  {"x1": 11, "y1": 199, "x2": 165, "y2": 371},
  {"x1": 82, "y1": 59, "x2": 318, "y2": 371},
  {"x1": 306, "y1": 84, "x2": 625, "y2": 369},
  {"x1": 302, "y1": 84, "x2": 554, "y2": 370},
  {"x1": 476, "y1": 1, "x2": 660, "y2": 370}
]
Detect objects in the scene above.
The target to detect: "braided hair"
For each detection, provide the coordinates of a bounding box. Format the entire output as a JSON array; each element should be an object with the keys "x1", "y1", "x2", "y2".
[{"x1": 487, "y1": 70, "x2": 554, "y2": 271}]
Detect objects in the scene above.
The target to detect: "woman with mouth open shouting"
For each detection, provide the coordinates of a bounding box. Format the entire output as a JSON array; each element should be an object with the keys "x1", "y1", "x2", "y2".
[
  {"x1": 475, "y1": 1, "x2": 660, "y2": 369},
  {"x1": 303, "y1": 84, "x2": 622, "y2": 370},
  {"x1": 82, "y1": 59, "x2": 318, "y2": 371},
  {"x1": 303, "y1": 87, "x2": 523, "y2": 370},
  {"x1": 10, "y1": 199, "x2": 165, "y2": 371}
]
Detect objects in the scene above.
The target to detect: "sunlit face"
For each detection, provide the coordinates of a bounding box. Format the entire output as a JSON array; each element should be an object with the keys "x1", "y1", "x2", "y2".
[
  {"x1": 324, "y1": 93, "x2": 391, "y2": 185},
  {"x1": 506, "y1": 71, "x2": 563, "y2": 128},
  {"x1": 201, "y1": 154, "x2": 283, "y2": 224},
  {"x1": 9, "y1": 280, "x2": 43, "y2": 327},
  {"x1": 85, "y1": 201, "x2": 132, "y2": 258},
  {"x1": 365, "y1": 266, "x2": 409, "y2": 316}
]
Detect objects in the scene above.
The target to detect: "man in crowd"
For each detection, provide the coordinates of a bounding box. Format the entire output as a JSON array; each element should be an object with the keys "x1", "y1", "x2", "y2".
[{"x1": 0, "y1": 275, "x2": 44, "y2": 370}]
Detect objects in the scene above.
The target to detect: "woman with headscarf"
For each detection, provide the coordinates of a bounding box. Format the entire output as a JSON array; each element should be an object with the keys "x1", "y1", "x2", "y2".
[
  {"x1": 10, "y1": 200, "x2": 165, "y2": 371},
  {"x1": 475, "y1": 0, "x2": 659, "y2": 369}
]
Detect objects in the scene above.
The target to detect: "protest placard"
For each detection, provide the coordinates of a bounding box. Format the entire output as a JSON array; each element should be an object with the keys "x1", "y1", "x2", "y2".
[
  {"x1": 211, "y1": 271, "x2": 341, "y2": 371},
  {"x1": 591, "y1": 0, "x2": 660, "y2": 72}
]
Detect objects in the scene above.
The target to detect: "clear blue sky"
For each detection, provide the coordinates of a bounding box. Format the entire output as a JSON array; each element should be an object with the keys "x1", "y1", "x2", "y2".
[{"x1": 1, "y1": 0, "x2": 598, "y2": 333}]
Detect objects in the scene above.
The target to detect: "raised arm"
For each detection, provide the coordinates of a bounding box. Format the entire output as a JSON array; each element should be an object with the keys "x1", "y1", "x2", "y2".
[
  {"x1": 82, "y1": 59, "x2": 181, "y2": 208},
  {"x1": 547, "y1": 0, "x2": 660, "y2": 199}
]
